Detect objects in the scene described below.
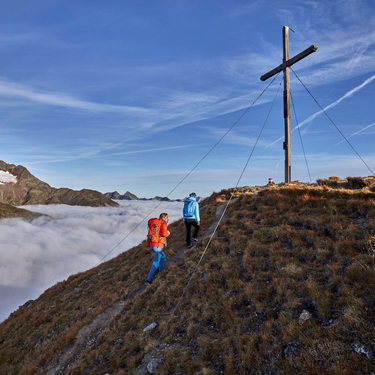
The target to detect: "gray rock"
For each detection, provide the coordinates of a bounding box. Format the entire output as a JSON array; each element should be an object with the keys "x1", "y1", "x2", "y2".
[
  {"x1": 353, "y1": 343, "x2": 372, "y2": 359},
  {"x1": 324, "y1": 318, "x2": 339, "y2": 329},
  {"x1": 299, "y1": 309, "x2": 312, "y2": 324},
  {"x1": 147, "y1": 358, "x2": 162, "y2": 374},
  {"x1": 21, "y1": 300, "x2": 34, "y2": 308}
]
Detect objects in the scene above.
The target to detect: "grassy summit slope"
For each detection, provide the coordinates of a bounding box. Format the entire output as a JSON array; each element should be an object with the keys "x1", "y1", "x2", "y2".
[{"x1": 0, "y1": 180, "x2": 374, "y2": 374}]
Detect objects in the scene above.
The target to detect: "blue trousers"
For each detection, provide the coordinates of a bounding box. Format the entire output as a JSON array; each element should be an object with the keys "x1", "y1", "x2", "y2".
[{"x1": 147, "y1": 246, "x2": 166, "y2": 283}]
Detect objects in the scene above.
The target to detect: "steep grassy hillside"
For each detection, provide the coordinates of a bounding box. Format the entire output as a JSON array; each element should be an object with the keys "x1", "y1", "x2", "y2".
[{"x1": 0, "y1": 180, "x2": 374, "y2": 374}]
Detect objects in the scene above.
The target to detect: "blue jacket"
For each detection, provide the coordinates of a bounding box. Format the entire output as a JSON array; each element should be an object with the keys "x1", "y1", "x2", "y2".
[{"x1": 183, "y1": 196, "x2": 200, "y2": 222}]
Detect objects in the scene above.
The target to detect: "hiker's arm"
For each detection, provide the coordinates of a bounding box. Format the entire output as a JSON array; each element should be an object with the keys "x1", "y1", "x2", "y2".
[
  {"x1": 160, "y1": 224, "x2": 170, "y2": 238},
  {"x1": 195, "y1": 202, "x2": 200, "y2": 223}
]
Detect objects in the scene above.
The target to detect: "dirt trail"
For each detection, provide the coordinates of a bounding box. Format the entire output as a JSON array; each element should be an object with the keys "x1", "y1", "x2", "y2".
[
  {"x1": 135, "y1": 201, "x2": 235, "y2": 375},
  {"x1": 46, "y1": 285, "x2": 146, "y2": 375},
  {"x1": 47, "y1": 201, "x2": 233, "y2": 375}
]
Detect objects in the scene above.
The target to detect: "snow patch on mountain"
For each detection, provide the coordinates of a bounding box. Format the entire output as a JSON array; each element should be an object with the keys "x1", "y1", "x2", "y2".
[{"x1": 0, "y1": 170, "x2": 17, "y2": 185}]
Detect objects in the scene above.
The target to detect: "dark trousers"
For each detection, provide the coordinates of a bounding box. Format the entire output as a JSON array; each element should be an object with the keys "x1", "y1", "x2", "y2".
[{"x1": 185, "y1": 219, "x2": 199, "y2": 246}]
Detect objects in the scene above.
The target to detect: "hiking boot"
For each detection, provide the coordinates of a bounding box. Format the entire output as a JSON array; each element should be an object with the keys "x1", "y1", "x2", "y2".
[
  {"x1": 187, "y1": 244, "x2": 193, "y2": 249},
  {"x1": 145, "y1": 280, "x2": 152, "y2": 286},
  {"x1": 192, "y1": 238, "x2": 199, "y2": 242}
]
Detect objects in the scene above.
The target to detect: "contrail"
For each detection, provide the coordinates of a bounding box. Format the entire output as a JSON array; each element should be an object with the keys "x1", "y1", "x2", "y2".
[
  {"x1": 0, "y1": 80, "x2": 151, "y2": 115},
  {"x1": 346, "y1": 34, "x2": 370, "y2": 71},
  {"x1": 336, "y1": 122, "x2": 375, "y2": 146},
  {"x1": 265, "y1": 73, "x2": 375, "y2": 148},
  {"x1": 27, "y1": 144, "x2": 200, "y2": 164},
  {"x1": 345, "y1": 31, "x2": 375, "y2": 73}
]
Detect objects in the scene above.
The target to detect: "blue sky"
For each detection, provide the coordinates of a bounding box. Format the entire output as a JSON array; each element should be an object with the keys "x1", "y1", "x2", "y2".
[{"x1": 1, "y1": 0, "x2": 374, "y2": 199}]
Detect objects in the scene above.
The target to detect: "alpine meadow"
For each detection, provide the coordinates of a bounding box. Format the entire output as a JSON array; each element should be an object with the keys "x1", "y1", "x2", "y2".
[{"x1": 0, "y1": 177, "x2": 374, "y2": 374}]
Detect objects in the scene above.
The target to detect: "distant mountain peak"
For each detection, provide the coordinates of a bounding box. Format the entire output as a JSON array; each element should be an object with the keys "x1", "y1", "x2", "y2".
[
  {"x1": 104, "y1": 191, "x2": 139, "y2": 200},
  {"x1": 0, "y1": 160, "x2": 118, "y2": 213},
  {"x1": 104, "y1": 191, "x2": 186, "y2": 202}
]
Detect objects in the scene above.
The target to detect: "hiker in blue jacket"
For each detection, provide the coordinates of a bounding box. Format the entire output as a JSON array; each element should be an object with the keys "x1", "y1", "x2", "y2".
[{"x1": 183, "y1": 192, "x2": 200, "y2": 248}]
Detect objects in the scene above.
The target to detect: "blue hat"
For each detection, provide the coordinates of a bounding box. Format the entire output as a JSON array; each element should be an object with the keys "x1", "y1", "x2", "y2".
[{"x1": 189, "y1": 192, "x2": 196, "y2": 197}]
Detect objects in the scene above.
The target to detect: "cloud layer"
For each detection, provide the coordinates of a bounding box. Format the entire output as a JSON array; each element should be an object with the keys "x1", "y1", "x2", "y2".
[{"x1": 0, "y1": 200, "x2": 183, "y2": 321}]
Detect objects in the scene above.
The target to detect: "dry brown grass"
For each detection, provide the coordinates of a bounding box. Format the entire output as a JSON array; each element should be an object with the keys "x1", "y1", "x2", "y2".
[
  {"x1": 317, "y1": 175, "x2": 375, "y2": 192},
  {"x1": 0, "y1": 181, "x2": 374, "y2": 374}
]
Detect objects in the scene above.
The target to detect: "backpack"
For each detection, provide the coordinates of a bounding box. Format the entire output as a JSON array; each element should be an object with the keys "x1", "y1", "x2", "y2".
[
  {"x1": 147, "y1": 218, "x2": 161, "y2": 243},
  {"x1": 183, "y1": 199, "x2": 195, "y2": 219}
]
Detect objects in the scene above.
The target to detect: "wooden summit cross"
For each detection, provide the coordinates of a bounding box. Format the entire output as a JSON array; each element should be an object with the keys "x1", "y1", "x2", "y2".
[{"x1": 260, "y1": 26, "x2": 318, "y2": 183}]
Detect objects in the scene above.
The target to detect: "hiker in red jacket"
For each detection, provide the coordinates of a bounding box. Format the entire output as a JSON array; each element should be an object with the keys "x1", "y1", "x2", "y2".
[{"x1": 146, "y1": 213, "x2": 170, "y2": 284}]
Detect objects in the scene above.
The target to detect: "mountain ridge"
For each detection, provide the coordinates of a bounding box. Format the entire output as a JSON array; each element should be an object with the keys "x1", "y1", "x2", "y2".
[
  {"x1": 104, "y1": 190, "x2": 184, "y2": 202},
  {"x1": 0, "y1": 160, "x2": 118, "y2": 218}
]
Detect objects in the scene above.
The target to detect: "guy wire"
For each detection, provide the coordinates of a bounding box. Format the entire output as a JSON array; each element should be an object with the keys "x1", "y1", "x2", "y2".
[
  {"x1": 152, "y1": 74, "x2": 283, "y2": 351},
  {"x1": 95, "y1": 73, "x2": 281, "y2": 266},
  {"x1": 290, "y1": 89, "x2": 312, "y2": 182},
  {"x1": 291, "y1": 68, "x2": 374, "y2": 176}
]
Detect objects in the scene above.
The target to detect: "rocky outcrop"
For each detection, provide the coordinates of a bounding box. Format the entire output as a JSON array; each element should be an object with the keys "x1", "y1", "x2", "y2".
[
  {"x1": 104, "y1": 191, "x2": 122, "y2": 200},
  {"x1": 150, "y1": 196, "x2": 173, "y2": 202},
  {"x1": 0, "y1": 202, "x2": 43, "y2": 220},
  {"x1": 0, "y1": 160, "x2": 118, "y2": 207},
  {"x1": 104, "y1": 191, "x2": 139, "y2": 200},
  {"x1": 105, "y1": 190, "x2": 181, "y2": 202}
]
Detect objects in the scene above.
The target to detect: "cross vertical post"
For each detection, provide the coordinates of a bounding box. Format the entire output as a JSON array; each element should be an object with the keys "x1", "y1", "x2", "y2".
[
  {"x1": 283, "y1": 26, "x2": 291, "y2": 183},
  {"x1": 260, "y1": 26, "x2": 318, "y2": 183}
]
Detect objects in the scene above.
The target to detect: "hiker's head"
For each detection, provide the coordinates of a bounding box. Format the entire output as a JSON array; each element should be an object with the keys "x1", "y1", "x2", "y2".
[
  {"x1": 189, "y1": 192, "x2": 197, "y2": 198},
  {"x1": 159, "y1": 213, "x2": 169, "y2": 222}
]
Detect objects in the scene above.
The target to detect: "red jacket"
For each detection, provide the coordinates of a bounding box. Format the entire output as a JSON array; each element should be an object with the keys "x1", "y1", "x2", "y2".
[{"x1": 147, "y1": 219, "x2": 169, "y2": 249}]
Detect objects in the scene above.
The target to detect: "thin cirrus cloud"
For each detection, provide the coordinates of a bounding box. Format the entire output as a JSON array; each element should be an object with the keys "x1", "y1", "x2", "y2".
[
  {"x1": 25, "y1": 144, "x2": 200, "y2": 165},
  {"x1": 0, "y1": 76, "x2": 258, "y2": 136},
  {"x1": 0, "y1": 79, "x2": 152, "y2": 116},
  {"x1": 345, "y1": 32, "x2": 375, "y2": 71},
  {"x1": 265, "y1": 73, "x2": 375, "y2": 148},
  {"x1": 0, "y1": 15, "x2": 374, "y2": 150},
  {"x1": 0, "y1": 32, "x2": 47, "y2": 46},
  {"x1": 0, "y1": 200, "x2": 184, "y2": 322},
  {"x1": 21, "y1": 142, "x2": 125, "y2": 164},
  {"x1": 335, "y1": 122, "x2": 375, "y2": 146},
  {"x1": 223, "y1": 14, "x2": 375, "y2": 87},
  {"x1": 0, "y1": 26, "x2": 373, "y2": 139},
  {"x1": 0, "y1": 31, "x2": 75, "y2": 48}
]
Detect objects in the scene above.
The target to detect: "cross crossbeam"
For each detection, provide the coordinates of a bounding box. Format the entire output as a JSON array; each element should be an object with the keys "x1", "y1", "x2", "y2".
[
  {"x1": 260, "y1": 26, "x2": 318, "y2": 183},
  {"x1": 260, "y1": 44, "x2": 318, "y2": 82}
]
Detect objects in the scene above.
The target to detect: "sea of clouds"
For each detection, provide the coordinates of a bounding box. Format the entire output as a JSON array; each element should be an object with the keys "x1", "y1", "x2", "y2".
[{"x1": 0, "y1": 200, "x2": 183, "y2": 322}]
